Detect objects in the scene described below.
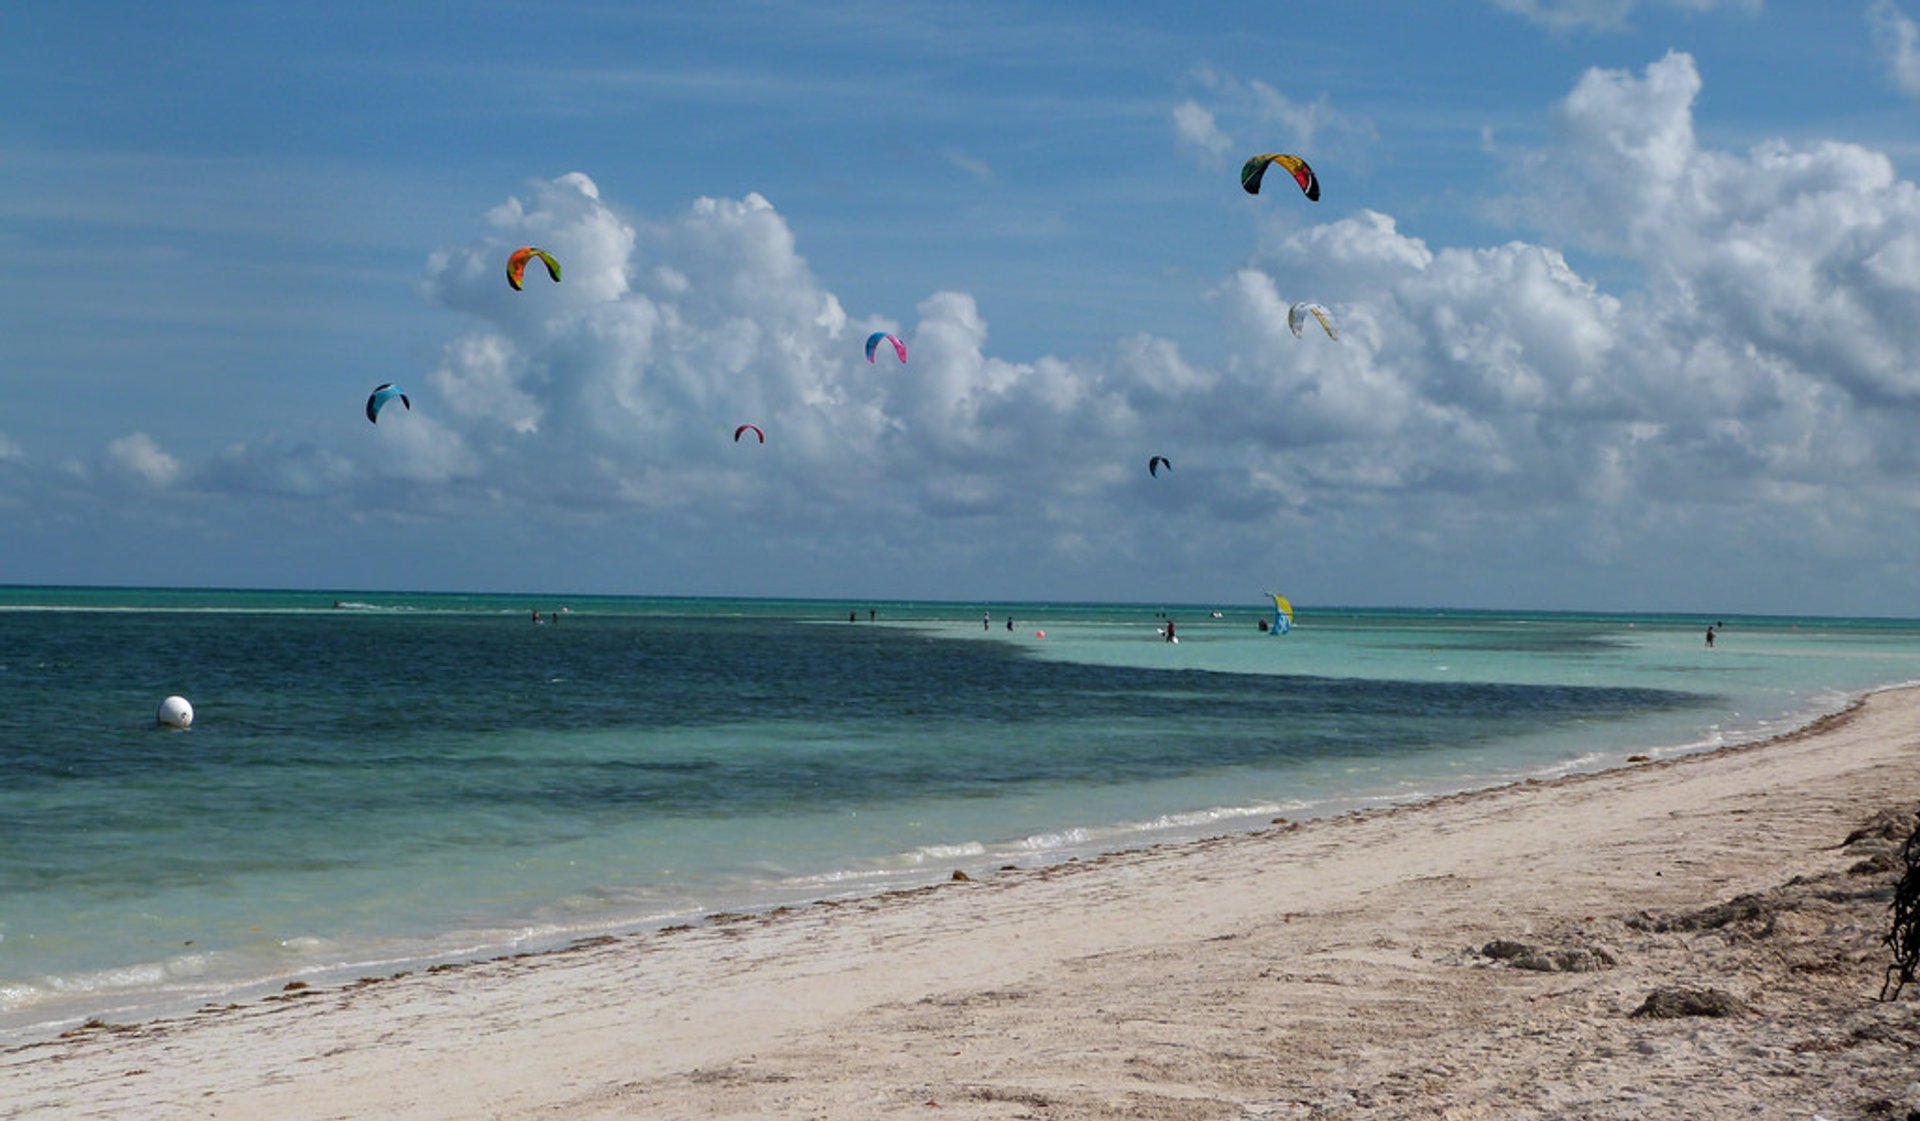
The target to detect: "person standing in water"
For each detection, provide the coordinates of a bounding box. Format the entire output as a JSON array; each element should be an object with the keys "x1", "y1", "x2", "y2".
[{"x1": 1705, "y1": 625, "x2": 1716, "y2": 648}]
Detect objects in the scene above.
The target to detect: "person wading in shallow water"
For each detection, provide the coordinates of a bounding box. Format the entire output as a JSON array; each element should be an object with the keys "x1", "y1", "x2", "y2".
[{"x1": 1706, "y1": 625, "x2": 1716, "y2": 648}]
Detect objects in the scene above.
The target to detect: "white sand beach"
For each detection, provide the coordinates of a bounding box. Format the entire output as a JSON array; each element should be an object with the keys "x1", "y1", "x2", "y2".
[{"x1": 8, "y1": 688, "x2": 1920, "y2": 1120}]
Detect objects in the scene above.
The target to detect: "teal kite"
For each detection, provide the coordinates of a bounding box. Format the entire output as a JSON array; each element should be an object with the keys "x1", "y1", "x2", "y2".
[{"x1": 366, "y1": 383, "x2": 410, "y2": 424}]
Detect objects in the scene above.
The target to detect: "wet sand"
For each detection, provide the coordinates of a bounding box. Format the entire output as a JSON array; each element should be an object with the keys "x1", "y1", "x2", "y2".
[{"x1": 7, "y1": 688, "x2": 1920, "y2": 1120}]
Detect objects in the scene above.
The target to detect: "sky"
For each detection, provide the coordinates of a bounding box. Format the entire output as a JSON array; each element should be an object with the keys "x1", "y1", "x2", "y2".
[{"x1": 5, "y1": 1, "x2": 1920, "y2": 615}]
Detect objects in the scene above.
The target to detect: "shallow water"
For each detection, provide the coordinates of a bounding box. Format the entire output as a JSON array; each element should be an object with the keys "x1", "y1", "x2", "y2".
[{"x1": 3, "y1": 587, "x2": 1917, "y2": 1037}]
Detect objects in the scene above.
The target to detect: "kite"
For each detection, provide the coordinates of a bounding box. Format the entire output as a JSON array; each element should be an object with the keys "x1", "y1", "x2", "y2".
[
  {"x1": 1148, "y1": 455, "x2": 1171, "y2": 478},
  {"x1": 733, "y1": 423, "x2": 765, "y2": 444},
  {"x1": 1268, "y1": 592, "x2": 1294, "y2": 636},
  {"x1": 1288, "y1": 302, "x2": 1338, "y2": 340},
  {"x1": 506, "y1": 246, "x2": 562, "y2": 291},
  {"x1": 365, "y1": 383, "x2": 410, "y2": 424},
  {"x1": 865, "y1": 331, "x2": 908, "y2": 364},
  {"x1": 1240, "y1": 153, "x2": 1319, "y2": 201}
]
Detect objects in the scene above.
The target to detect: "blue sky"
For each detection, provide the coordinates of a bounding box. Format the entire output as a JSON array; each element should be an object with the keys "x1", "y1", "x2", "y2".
[{"x1": 6, "y1": 1, "x2": 1920, "y2": 614}]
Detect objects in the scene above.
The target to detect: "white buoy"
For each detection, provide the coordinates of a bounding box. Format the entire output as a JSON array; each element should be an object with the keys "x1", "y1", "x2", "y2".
[{"x1": 156, "y1": 695, "x2": 194, "y2": 729}]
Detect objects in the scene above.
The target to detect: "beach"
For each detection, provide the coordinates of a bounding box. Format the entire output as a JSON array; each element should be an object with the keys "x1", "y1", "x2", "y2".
[{"x1": 8, "y1": 686, "x2": 1919, "y2": 1119}]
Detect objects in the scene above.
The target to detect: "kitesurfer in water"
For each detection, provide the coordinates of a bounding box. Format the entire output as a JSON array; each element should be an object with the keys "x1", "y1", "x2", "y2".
[
  {"x1": 983, "y1": 612, "x2": 991, "y2": 630},
  {"x1": 1165, "y1": 620, "x2": 1177, "y2": 643}
]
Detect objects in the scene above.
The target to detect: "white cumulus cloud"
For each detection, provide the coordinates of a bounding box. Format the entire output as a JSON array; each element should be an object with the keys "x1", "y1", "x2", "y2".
[{"x1": 1503, "y1": 53, "x2": 1920, "y2": 410}]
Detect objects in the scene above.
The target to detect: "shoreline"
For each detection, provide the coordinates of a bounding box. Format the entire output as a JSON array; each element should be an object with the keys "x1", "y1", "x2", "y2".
[
  {"x1": 0, "y1": 671, "x2": 1861, "y2": 1045},
  {"x1": 7, "y1": 685, "x2": 1918, "y2": 1118}
]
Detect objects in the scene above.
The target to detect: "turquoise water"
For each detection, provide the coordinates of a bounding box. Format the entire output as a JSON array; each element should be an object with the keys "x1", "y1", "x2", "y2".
[{"x1": 4, "y1": 586, "x2": 1918, "y2": 1039}]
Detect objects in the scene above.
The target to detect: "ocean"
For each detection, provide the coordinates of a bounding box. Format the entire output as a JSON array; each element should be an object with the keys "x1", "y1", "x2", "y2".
[{"x1": 4, "y1": 586, "x2": 1919, "y2": 1040}]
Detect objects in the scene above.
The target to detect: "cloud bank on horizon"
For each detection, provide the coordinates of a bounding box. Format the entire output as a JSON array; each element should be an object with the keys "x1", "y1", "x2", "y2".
[{"x1": 4, "y1": 8, "x2": 1920, "y2": 613}]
